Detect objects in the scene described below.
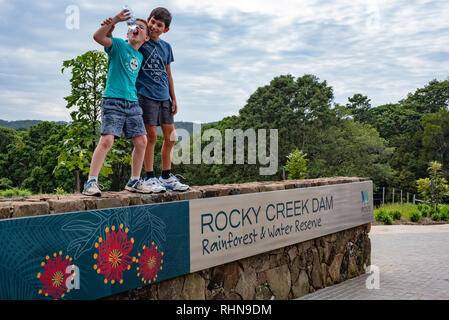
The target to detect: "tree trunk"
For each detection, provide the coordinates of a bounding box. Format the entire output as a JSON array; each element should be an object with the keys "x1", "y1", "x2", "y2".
[{"x1": 74, "y1": 170, "x2": 81, "y2": 193}]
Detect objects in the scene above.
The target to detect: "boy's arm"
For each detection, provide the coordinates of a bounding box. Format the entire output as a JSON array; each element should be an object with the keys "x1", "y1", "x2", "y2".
[
  {"x1": 166, "y1": 64, "x2": 178, "y2": 116},
  {"x1": 93, "y1": 10, "x2": 130, "y2": 48},
  {"x1": 101, "y1": 18, "x2": 115, "y2": 38}
]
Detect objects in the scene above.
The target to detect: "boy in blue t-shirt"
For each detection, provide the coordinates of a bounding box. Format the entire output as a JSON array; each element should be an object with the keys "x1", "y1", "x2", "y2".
[
  {"x1": 137, "y1": 7, "x2": 189, "y2": 192},
  {"x1": 82, "y1": 9, "x2": 152, "y2": 196}
]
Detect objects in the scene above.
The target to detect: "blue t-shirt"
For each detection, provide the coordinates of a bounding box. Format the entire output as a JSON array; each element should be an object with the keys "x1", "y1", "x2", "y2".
[
  {"x1": 102, "y1": 37, "x2": 143, "y2": 102},
  {"x1": 136, "y1": 39, "x2": 174, "y2": 101}
]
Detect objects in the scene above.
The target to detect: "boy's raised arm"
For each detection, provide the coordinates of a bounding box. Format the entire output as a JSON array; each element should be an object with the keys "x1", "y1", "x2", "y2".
[{"x1": 93, "y1": 10, "x2": 130, "y2": 48}]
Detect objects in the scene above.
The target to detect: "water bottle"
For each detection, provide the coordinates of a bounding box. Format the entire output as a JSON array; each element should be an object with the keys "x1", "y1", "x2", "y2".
[{"x1": 123, "y1": 5, "x2": 137, "y2": 30}]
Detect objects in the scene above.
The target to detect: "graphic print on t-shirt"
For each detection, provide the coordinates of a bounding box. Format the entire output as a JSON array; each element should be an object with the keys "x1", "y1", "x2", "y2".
[
  {"x1": 142, "y1": 47, "x2": 164, "y2": 83},
  {"x1": 124, "y1": 53, "x2": 140, "y2": 74}
]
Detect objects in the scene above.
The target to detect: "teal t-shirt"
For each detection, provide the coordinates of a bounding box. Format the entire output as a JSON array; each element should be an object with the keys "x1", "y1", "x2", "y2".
[{"x1": 102, "y1": 37, "x2": 143, "y2": 102}]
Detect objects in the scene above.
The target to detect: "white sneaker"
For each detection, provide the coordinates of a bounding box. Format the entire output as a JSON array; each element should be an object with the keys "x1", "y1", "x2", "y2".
[
  {"x1": 125, "y1": 178, "x2": 152, "y2": 194},
  {"x1": 144, "y1": 177, "x2": 166, "y2": 193},
  {"x1": 159, "y1": 174, "x2": 189, "y2": 191},
  {"x1": 82, "y1": 179, "x2": 102, "y2": 197}
]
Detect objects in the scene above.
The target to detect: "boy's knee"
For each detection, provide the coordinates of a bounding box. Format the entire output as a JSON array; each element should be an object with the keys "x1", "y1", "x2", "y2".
[
  {"x1": 147, "y1": 131, "x2": 157, "y2": 145},
  {"x1": 134, "y1": 135, "x2": 148, "y2": 150},
  {"x1": 163, "y1": 128, "x2": 177, "y2": 144},
  {"x1": 98, "y1": 135, "x2": 114, "y2": 150}
]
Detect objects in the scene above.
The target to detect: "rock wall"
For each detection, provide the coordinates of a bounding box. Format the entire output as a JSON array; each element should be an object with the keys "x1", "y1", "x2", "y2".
[
  {"x1": 104, "y1": 224, "x2": 370, "y2": 300},
  {"x1": 0, "y1": 177, "x2": 371, "y2": 300}
]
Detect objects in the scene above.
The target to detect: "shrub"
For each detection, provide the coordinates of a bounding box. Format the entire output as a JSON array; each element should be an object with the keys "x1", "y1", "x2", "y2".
[
  {"x1": 431, "y1": 213, "x2": 441, "y2": 221},
  {"x1": 417, "y1": 203, "x2": 423, "y2": 211},
  {"x1": 0, "y1": 188, "x2": 32, "y2": 198},
  {"x1": 389, "y1": 209, "x2": 402, "y2": 221},
  {"x1": 409, "y1": 210, "x2": 422, "y2": 222},
  {"x1": 439, "y1": 206, "x2": 449, "y2": 221},
  {"x1": 374, "y1": 208, "x2": 393, "y2": 225},
  {"x1": 0, "y1": 178, "x2": 13, "y2": 190},
  {"x1": 420, "y1": 204, "x2": 430, "y2": 217},
  {"x1": 283, "y1": 149, "x2": 308, "y2": 179},
  {"x1": 374, "y1": 208, "x2": 387, "y2": 222},
  {"x1": 429, "y1": 206, "x2": 437, "y2": 216},
  {"x1": 381, "y1": 214, "x2": 393, "y2": 225}
]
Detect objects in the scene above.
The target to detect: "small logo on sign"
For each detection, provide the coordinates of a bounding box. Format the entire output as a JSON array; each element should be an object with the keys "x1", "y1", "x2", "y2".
[
  {"x1": 361, "y1": 190, "x2": 369, "y2": 205},
  {"x1": 361, "y1": 190, "x2": 371, "y2": 214}
]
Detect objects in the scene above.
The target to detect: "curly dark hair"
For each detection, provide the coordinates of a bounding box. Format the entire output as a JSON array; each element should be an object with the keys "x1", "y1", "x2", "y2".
[{"x1": 148, "y1": 7, "x2": 172, "y2": 28}]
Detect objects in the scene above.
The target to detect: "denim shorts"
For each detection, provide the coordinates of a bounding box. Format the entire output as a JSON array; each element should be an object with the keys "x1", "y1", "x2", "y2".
[
  {"x1": 138, "y1": 94, "x2": 174, "y2": 126},
  {"x1": 100, "y1": 98, "x2": 147, "y2": 139}
]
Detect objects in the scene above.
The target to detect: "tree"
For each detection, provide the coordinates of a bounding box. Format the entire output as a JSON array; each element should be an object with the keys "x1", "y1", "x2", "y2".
[
  {"x1": 345, "y1": 93, "x2": 372, "y2": 123},
  {"x1": 420, "y1": 109, "x2": 449, "y2": 165},
  {"x1": 59, "y1": 50, "x2": 108, "y2": 192},
  {"x1": 416, "y1": 161, "x2": 449, "y2": 206},
  {"x1": 283, "y1": 149, "x2": 308, "y2": 179}
]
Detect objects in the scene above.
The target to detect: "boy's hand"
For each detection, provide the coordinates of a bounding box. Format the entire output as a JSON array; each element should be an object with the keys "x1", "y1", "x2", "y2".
[
  {"x1": 171, "y1": 100, "x2": 178, "y2": 116},
  {"x1": 112, "y1": 9, "x2": 131, "y2": 24},
  {"x1": 101, "y1": 18, "x2": 115, "y2": 37}
]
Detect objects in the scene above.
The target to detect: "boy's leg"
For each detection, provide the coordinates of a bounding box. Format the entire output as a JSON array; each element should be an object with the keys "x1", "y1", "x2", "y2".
[
  {"x1": 83, "y1": 134, "x2": 115, "y2": 196},
  {"x1": 131, "y1": 134, "x2": 148, "y2": 177},
  {"x1": 160, "y1": 123, "x2": 176, "y2": 172},
  {"x1": 123, "y1": 100, "x2": 152, "y2": 194},
  {"x1": 88, "y1": 134, "x2": 115, "y2": 177},
  {"x1": 159, "y1": 123, "x2": 189, "y2": 191},
  {"x1": 144, "y1": 124, "x2": 158, "y2": 174}
]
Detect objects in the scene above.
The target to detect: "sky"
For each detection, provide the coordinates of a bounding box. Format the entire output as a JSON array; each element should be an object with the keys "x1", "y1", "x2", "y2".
[{"x1": 0, "y1": 0, "x2": 448, "y2": 123}]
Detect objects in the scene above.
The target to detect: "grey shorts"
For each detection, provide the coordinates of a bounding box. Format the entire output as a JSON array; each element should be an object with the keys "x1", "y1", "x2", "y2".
[
  {"x1": 138, "y1": 94, "x2": 174, "y2": 126},
  {"x1": 100, "y1": 98, "x2": 147, "y2": 139}
]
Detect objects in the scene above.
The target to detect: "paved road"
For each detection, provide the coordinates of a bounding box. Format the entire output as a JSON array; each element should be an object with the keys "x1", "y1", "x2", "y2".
[{"x1": 298, "y1": 225, "x2": 449, "y2": 300}]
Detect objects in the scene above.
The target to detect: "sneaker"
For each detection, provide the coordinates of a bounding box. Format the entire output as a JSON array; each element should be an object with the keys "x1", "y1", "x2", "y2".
[
  {"x1": 125, "y1": 178, "x2": 152, "y2": 194},
  {"x1": 82, "y1": 179, "x2": 102, "y2": 197},
  {"x1": 144, "y1": 177, "x2": 166, "y2": 193},
  {"x1": 159, "y1": 174, "x2": 189, "y2": 191}
]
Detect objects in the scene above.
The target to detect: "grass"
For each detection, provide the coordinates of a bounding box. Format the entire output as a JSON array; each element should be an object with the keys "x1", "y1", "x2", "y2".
[
  {"x1": 0, "y1": 188, "x2": 32, "y2": 198},
  {"x1": 375, "y1": 202, "x2": 449, "y2": 224},
  {"x1": 376, "y1": 203, "x2": 418, "y2": 221}
]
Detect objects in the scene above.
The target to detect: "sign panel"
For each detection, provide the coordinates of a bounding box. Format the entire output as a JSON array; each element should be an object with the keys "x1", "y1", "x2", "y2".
[
  {"x1": 0, "y1": 201, "x2": 190, "y2": 300},
  {"x1": 189, "y1": 181, "x2": 373, "y2": 272}
]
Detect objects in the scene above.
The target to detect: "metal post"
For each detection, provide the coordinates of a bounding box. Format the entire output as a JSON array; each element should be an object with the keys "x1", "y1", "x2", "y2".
[
  {"x1": 392, "y1": 188, "x2": 395, "y2": 204},
  {"x1": 407, "y1": 192, "x2": 409, "y2": 203},
  {"x1": 382, "y1": 187, "x2": 385, "y2": 206},
  {"x1": 413, "y1": 194, "x2": 416, "y2": 205},
  {"x1": 401, "y1": 190, "x2": 403, "y2": 205}
]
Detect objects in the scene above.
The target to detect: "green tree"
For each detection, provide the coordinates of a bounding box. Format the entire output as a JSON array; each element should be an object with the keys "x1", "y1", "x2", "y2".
[
  {"x1": 59, "y1": 50, "x2": 108, "y2": 192},
  {"x1": 345, "y1": 93, "x2": 372, "y2": 123},
  {"x1": 417, "y1": 161, "x2": 449, "y2": 206},
  {"x1": 283, "y1": 149, "x2": 308, "y2": 179}
]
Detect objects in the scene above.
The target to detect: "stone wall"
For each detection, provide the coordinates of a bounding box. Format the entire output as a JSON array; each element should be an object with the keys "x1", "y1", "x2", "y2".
[{"x1": 0, "y1": 177, "x2": 371, "y2": 300}]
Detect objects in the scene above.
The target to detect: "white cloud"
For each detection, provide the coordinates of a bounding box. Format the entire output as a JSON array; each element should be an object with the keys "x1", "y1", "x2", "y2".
[{"x1": 1, "y1": 0, "x2": 449, "y2": 123}]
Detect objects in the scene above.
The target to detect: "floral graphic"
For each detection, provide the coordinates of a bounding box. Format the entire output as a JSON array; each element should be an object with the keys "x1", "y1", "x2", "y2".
[
  {"x1": 136, "y1": 242, "x2": 164, "y2": 284},
  {"x1": 93, "y1": 224, "x2": 134, "y2": 284},
  {"x1": 37, "y1": 251, "x2": 73, "y2": 300}
]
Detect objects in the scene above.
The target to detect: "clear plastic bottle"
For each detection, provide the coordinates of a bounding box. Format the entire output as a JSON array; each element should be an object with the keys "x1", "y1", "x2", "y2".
[{"x1": 123, "y1": 5, "x2": 137, "y2": 30}]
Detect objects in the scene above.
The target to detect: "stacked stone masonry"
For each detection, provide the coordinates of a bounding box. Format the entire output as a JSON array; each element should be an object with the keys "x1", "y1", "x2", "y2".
[{"x1": 0, "y1": 177, "x2": 371, "y2": 300}]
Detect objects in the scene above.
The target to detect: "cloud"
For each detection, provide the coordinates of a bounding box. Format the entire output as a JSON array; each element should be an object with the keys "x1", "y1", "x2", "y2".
[{"x1": 0, "y1": 0, "x2": 448, "y2": 123}]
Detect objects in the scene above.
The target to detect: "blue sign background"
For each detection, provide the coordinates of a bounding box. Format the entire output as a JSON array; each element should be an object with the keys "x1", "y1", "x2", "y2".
[{"x1": 0, "y1": 201, "x2": 190, "y2": 300}]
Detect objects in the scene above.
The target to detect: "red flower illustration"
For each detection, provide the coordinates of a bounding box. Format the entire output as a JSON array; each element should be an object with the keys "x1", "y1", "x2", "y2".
[
  {"x1": 37, "y1": 251, "x2": 73, "y2": 300},
  {"x1": 136, "y1": 242, "x2": 164, "y2": 284},
  {"x1": 93, "y1": 224, "x2": 134, "y2": 284}
]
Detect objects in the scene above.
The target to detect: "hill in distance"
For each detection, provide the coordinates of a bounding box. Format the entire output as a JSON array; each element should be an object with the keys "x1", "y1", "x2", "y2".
[{"x1": 0, "y1": 119, "x2": 217, "y2": 136}]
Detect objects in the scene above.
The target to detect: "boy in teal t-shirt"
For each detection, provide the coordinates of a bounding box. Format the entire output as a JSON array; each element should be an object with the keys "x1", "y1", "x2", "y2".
[{"x1": 82, "y1": 9, "x2": 152, "y2": 196}]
